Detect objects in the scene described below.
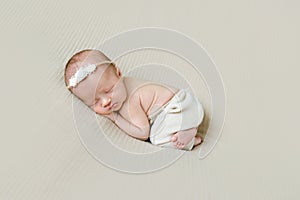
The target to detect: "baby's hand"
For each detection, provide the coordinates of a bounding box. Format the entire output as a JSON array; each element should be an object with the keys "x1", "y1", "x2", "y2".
[{"x1": 103, "y1": 111, "x2": 118, "y2": 123}]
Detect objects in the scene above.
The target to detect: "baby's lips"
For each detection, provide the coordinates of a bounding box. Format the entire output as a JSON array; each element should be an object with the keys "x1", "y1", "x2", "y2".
[{"x1": 108, "y1": 102, "x2": 118, "y2": 110}]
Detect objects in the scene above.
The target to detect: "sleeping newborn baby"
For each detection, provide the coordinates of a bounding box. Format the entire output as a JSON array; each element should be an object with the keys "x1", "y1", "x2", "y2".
[{"x1": 64, "y1": 49, "x2": 204, "y2": 150}]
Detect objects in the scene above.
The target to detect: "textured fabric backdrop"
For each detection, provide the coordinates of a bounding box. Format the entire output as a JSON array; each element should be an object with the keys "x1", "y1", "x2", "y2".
[{"x1": 0, "y1": 0, "x2": 299, "y2": 199}]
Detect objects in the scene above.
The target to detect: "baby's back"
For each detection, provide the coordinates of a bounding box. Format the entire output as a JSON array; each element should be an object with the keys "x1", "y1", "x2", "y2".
[{"x1": 121, "y1": 77, "x2": 179, "y2": 117}]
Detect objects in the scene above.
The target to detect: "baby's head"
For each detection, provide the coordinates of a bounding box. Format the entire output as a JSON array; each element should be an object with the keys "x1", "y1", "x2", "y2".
[{"x1": 64, "y1": 49, "x2": 127, "y2": 115}]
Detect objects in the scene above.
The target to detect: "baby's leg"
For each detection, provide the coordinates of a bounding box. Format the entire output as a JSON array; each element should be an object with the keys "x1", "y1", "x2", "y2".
[{"x1": 171, "y1": 127, "x2": 200, "y2": 149}]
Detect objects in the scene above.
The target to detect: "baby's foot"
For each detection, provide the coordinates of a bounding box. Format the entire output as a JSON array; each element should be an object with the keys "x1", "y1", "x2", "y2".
[
  {"x1": 171, "y1": 128, "x2": 197, "y2": 149},
  {"x1": 193, "y1": 136, "x2": 202, "y2": 147}
]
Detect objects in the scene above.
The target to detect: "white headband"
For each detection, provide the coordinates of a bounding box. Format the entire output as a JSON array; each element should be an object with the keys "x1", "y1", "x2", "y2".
[{"x1": 67, "y1": 60, "x2": 114, "y2": 89}]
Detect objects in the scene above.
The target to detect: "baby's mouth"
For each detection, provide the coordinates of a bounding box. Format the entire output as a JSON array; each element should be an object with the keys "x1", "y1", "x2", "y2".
[{"x1": 109, "y1": 102, "x2": 118, "y2": 110}]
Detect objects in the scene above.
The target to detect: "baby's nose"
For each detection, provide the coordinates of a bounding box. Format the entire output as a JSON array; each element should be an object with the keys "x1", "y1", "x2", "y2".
[{"x1": 102, "y1": 98, "x2": 111, "y2": 107}]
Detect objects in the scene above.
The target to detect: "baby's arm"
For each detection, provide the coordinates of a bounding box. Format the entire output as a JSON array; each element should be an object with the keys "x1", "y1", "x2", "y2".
[
  {"x1": 113, "y1": 112, "x2": 149, "y2": 140},
  {"x1": 107, "y1": 103, "x2": 150, "y2": 141}
]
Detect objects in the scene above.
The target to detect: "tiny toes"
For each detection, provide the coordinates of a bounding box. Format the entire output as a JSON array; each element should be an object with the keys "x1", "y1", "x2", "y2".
[
  {"x1": 171, "y1": 135, "x2": 178, "y2": 142},
  {"x1": 175, "y1": 142, "x2": 184, "y2": 149}
]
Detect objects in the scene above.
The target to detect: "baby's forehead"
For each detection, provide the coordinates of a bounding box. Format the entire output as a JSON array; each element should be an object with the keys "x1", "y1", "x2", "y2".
[
  {"x1": 95, "y1": 65, "x2": 117, "y2": 85},
  {"x1": 84, "y1": 64, "x2": 113, "y2": 86},
  {"x1": 87, "y1": 62, "x2": 107, "y2": 75},
  {"x1": 72, "y1": 65, "x2": 110, "y2": 100}
]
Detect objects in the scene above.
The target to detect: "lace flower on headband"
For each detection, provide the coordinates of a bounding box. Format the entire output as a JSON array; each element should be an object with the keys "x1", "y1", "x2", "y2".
[{"x1": 67, "y1": 61, "x2": 114, "y2": 89}]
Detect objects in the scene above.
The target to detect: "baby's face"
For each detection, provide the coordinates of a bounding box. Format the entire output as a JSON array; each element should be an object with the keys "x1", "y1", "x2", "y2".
[{"x1": 72, "y1": 64, "x2": 127, "y2": 115}]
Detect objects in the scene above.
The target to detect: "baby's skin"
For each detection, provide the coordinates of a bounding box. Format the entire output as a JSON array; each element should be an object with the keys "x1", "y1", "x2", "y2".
[{"x1": 67, "y1": 52, "x2": 202, "y2": 149}]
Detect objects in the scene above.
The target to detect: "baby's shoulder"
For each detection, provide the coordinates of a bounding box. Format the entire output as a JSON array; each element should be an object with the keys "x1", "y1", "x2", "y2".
[
  {"x1": 123, "y1": 77, "x2": 178, "y2": 113},
  {"x1": 123, "y1": 77, "x2": 156, "y2": 102},
  {"x1": 123, "y1": 77, "x2": 177, "y2": 94}
]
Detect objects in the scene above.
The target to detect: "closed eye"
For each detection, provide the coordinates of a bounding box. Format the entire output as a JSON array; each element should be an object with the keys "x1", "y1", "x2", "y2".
[{"x1": 105, "y1": 86, "x2": 114, "y2": 93}]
